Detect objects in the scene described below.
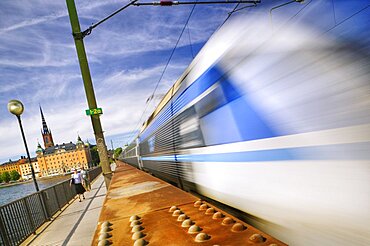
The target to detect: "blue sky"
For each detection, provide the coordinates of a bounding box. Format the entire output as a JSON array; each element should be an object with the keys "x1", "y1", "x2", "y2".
[
  {"x1": 0, "y1": 0, "x2": 369, "y2": 163},
  {"x1": 0, "y1": 0, "x2": 230, "y2": 163}
]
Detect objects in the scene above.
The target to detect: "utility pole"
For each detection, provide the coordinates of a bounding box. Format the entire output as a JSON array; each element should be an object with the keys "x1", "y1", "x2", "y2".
[{"x1": 66, "y1": 0, "x2": 112, "y2": 188}]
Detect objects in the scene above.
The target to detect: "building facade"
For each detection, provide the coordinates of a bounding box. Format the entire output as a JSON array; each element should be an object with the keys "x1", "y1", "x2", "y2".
[
  {"x1": 18, "y1": 157, "x2": 40, "y2": 180},
  {"x1": 0, "y1": 157, "x2": 38, "y2": 181},
  {"x1": 35, "y1": 107, "x2": 92, "y2": 176},
  {"x1": 36, "y1": 137, "x2": 92, "y2": 176},
  {"x1": 0, "y1": 160, "x2": 20, "y2": 174}
]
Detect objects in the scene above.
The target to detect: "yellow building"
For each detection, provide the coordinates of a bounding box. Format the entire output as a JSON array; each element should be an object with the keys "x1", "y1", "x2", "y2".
[
  {"x1": 0, "y1": 157, "x2": 39, "y2": 180},
  {"x1": 18, "y1": 157, "x2": 40, "y2": 180},
  {"x1": 35, "y1": 107, "x2": 92, "y2": 176},
  {"x1": 0, "y1": 159, "x2": 20, "y2": 174},
  {"x1": 36, "y1": 136, "x2": 92, "y2": 176}
]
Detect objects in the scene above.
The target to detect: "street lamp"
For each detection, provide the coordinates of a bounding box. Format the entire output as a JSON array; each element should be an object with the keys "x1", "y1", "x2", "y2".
[{"x1": 8, "y1": 100, "x2": 39, "y2": 192}]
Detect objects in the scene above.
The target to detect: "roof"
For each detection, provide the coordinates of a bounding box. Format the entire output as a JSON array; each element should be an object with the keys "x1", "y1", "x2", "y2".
[
  {"x1": 18, "y1": 157, "x2": 38, "y2": 164},
  {"x1": 0, "y1": 159, "x2": 18, "y2": 166},
  {"x1": 44, "y1": 142, "x2": 77, "y2": 155},
  {"x1": 0, "y1": 156, "x2": 37, "y2": 166}
]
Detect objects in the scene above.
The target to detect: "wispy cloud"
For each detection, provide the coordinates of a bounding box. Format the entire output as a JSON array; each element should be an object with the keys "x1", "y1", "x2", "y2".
[
  {"x1": 0, "y1": 0, "x2": 128, "y2": 35},
  {"x1": 102, "y1": 66, "x2": 164, "y2": 86},
  {"x1": 0, "y1": 82, "x2": 27, "y2": 93},
  {"x1": 0, "y1": 11, "x2": 67, "y2": 35}
]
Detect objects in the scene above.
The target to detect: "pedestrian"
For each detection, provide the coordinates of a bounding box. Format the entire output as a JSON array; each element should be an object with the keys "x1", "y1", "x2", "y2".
[
  {"x1": 81, "y1": 166, "x2": 91, "y2": 191},
  {"x1": 70, "y1": 168, "x2": 85, "y2": 202}
]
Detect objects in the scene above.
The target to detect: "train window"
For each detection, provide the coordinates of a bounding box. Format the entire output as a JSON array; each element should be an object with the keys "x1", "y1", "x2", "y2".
[
  {"x1": 179, "y1": 116, "x2": 202, "y2": 148},
  {"x1": 176, "y1": 107, "x2": 205, "y2": 149},
  {"x1": 148, "y1": 136, "x2": 155, "y2": 153}
]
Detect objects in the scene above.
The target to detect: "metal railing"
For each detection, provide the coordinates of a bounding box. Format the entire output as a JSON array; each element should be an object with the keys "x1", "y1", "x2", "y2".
[{"x1": 0, "y1": 167, "x2": 102, "y2": 246}]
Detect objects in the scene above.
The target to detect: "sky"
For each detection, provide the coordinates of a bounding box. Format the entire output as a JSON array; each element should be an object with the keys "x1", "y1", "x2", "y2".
[
  {"x1": 0, "y1": 0, "x2": 233, "y2": 163},
  {"x1": 0, "y1": 0, "x2": 369, "y2": 163}
]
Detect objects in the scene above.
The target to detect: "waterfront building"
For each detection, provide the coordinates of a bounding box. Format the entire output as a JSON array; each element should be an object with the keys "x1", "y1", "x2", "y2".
[
  {"x1": 36, "y1": 137, "x2": 92, "y2": 176},
  {"x1": 18, "y1": 157, "x2": 40, "y2": 180},
  {"x1": 35, "y1": 107, "x2": 92, "y2": 176},
  {"x1": 0, "y1": 157, "x2": 39, "y2": 180},
  {"x1": 0, "y1": 159, "x2": 21, "y2": 174}
]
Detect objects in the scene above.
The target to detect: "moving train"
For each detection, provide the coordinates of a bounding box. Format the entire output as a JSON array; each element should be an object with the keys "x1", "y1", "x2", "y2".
[{"x1": 120, "y1": 3, "x2": 370, "y2": 245}]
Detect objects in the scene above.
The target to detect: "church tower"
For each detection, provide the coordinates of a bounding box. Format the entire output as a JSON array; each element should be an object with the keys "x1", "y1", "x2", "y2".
[{"x1": 40, "y1": 106, "x2": 54, "y2": 148}]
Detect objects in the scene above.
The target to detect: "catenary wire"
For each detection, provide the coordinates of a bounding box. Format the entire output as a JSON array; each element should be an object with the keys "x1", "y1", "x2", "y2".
[{"x1": 126, "y1": 1, "x2": 198, "y2": 145}]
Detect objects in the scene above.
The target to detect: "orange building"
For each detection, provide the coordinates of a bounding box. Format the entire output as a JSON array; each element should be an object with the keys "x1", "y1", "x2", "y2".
[
  {"x1": 36, "y1": 137, "x2": 92, "y2": 176},
  {"x1": 0, "y1": 159, "x2": 21, "y2": 174},
  {"x1": 0, "y1": 157, "x2": 40, "y2": 181},
  {"x1": 35, "y1": 107, "x2": 92, "y2": 176}
]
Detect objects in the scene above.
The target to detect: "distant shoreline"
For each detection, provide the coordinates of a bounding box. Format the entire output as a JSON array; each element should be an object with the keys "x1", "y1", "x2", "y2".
[
  {"x1": 0, "y1": 180, "x2": 32, "y2": 188},
  {"x1": 0, "y1": 174, "x2": 70, "y2": 188}
]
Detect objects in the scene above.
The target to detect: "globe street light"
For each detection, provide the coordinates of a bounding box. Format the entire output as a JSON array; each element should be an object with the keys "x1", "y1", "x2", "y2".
[{"x1": 8, "y1": 100, "x2": 39, "y2": 192}]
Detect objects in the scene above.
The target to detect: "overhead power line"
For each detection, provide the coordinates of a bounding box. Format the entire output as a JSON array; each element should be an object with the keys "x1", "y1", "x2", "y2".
[
  {"x1": 133, "y1": 0, "x2": 260, "y2": 6},
  {"x1": 126, "y1": 0, "x2": 198, "y2": 144},
  {"x1": 77, "y1": 0, "x2": 261, "y2": 39},
  {"x1": 75, "y1": 0, "x2": 138, "y2": 40}
]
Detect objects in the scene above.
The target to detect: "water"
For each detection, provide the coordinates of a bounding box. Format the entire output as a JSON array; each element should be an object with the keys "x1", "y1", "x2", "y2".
[{"x1": 0, "y1": 176, "x2": 70, "y2": 206}]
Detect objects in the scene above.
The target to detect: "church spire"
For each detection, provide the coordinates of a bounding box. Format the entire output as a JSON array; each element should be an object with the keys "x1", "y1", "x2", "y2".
[
  {"x1": 40, "y1": 105, "x2": 50, "y2": 134},
  {"x1": 40, "y1": 105, "x2": 54, "y2": 148}
]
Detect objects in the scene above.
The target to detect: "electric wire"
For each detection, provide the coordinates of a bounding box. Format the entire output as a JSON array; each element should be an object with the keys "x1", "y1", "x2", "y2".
[
  {"x1": 283, "y1": 0, "x2": 312, "y2": 23},
  {"x1": 218, "y1": 0, "x2": 258, "y2": 31},
  {"x1": 150, "y1": 1, "x2": 198, "y2": 106},
  {"x1": 323, "y1": 4, "x2": 369, "y2": 35},
  {"x1": 126, "y1": 0, "x2": 260, "y2": 144},
  {"x1": 218, "y1": 3, "x2": 241, "y2": 29},
  {"x1": 187, "y1": 26, "x2": 195, "y2": 59},
  {"x1": 229, "y1": 3, "x2": 257, "y2": 14},
  {"x1": 81, "y1": 0, "x2": 139, "y2": 37},
  {"x1": 126, "y1": 2, "x2": 198, "y2": 145},
  {"x1": 331, "y1": 0, "x2": 337, "y2": 25}
]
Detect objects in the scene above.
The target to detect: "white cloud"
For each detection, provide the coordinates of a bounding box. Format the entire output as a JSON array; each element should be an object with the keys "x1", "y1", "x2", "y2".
[
  {"x1": 0, "y1": 0, "x2": 131, "y2": 35},
  {"x1": 102, "y1": 66, "x2": 163, "y2": 86},
  {"x1": 0, "y1": 11, "x2": 67, "y2": 35}
]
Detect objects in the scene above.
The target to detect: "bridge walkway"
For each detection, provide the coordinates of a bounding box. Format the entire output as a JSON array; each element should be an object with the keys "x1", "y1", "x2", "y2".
[{"x1": 22, "y1": 174, "x2": 106, "y2": 246}]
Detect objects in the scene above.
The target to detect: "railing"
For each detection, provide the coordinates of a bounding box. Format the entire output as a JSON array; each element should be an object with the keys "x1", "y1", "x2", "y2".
[{"x1": 0, "y1": 167, "x2": 102, "y2": 246}]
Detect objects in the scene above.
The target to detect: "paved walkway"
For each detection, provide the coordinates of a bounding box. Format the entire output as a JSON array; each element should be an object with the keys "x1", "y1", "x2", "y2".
[{"x1": 27, "y1": 174, "x2": 107, "y2": 246}]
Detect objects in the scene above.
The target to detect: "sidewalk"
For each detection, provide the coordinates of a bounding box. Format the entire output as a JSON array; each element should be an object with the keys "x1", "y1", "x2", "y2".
[{"x1": 26, "y1": 174, "x2": 107, "y2": 246}]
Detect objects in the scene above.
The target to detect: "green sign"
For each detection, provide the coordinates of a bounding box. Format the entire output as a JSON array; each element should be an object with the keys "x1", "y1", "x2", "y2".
[{"x1": 86, "y1": 108, "x2": 103, "y2": 116}]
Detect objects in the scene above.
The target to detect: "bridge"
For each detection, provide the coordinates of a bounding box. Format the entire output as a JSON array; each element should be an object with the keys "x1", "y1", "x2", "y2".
[{"x1": 6, "y1": 162, "x2": 284, "y2": 246}]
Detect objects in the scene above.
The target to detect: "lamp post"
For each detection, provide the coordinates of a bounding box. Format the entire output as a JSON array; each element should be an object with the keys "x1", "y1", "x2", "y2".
[{"x1": 8, "y1": 100, "x2": 39, "y2": 192}]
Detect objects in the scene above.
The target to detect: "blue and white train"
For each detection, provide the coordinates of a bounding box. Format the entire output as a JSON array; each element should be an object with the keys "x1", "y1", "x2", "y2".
[{"x1": 120, "y1": 2, "x2": 370, "y2": 245}]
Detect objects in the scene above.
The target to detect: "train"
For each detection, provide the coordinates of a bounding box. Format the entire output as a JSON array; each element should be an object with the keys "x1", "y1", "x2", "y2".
[{"x1": 119, "y1": 2, "x2": 370, "y2": 245}]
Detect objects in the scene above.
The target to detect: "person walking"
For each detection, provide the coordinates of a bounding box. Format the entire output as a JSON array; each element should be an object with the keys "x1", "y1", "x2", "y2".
[
  {"x1": 70, "y1": 169, "x2": 86, "y2": 202},
  {"x1": 81, "y1": 166, "x2": 91, "y2": 191}
]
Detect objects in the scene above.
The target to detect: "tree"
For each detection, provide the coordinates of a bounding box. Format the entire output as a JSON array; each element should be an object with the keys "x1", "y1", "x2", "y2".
[
  {"x1": 10, "y1": 170, "x2": 21, "y2": 181},
  {"x1": 90, "y1": 146, "x2": 100, "y2": 166},
  {"x1": 1, "y1": 172, "x2": 11, "y2": 183},
  {"x1": 0, "y1": 174, "x2": 3, "y2": 183},
  {"x1": 114, "y1": 147, "x2": 122, "y2": 159}
]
